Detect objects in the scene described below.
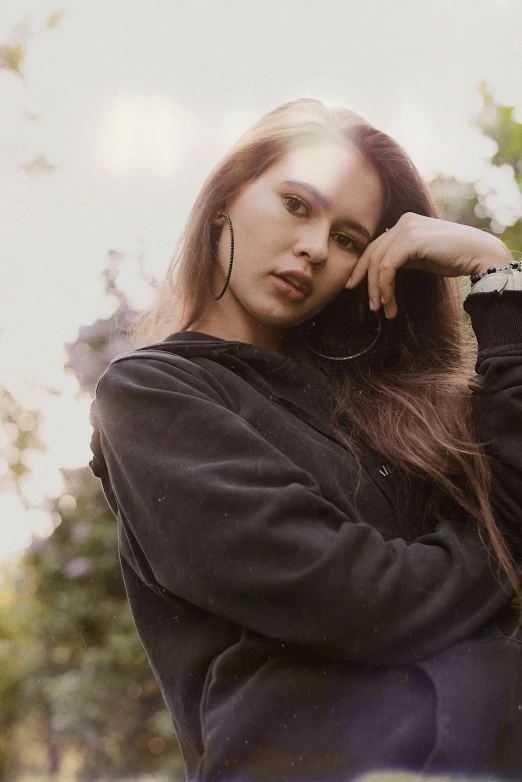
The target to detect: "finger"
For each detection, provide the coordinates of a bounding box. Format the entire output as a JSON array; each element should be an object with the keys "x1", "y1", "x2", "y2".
[
  {"x1": 345, "y1": 228, "x2": 391, "y2": 290},
  {"x1": 375, "y1": 238, "x2": 412, "y2": 319},
  {"x1": 379, "y1": 272, "x2": 396, "y2": 319},
  {"x1": 366, "y1": 243, "x2": 386, "y2": 313},
  {"x1": 366, "y1": 234, "x2": 395, "y2": 312},
  {"x1": 344, "y1": 245, "x2": 371, "y2": 290}
]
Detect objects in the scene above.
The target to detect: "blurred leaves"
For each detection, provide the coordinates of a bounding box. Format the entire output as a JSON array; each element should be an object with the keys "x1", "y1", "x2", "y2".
[
  {"x1": 478, "y1": 82, "x2": 522, "y2": 181},
  {"x1": 0, "y1": 7, "x2": 67, "y2": 81},
  {"x1": 431, "y1": 83, "x2": 522, "y2": 260},
  {"x1": 0, "y1": 42, "x2": 24, "y2": 78},
  {"x1": 0, "y1": 387, "x2": 46, "y2": 500},
  {"x1": 47, "y1": 10, "x2": 67, "y2": 31},
  {"x1": 64, "y1": 252, "x2": 137, "y2": 397},
  {"x1": 21, "y1": 154, "x2": 59, "y2": 176},
  {"x1": 0, "y1": 261, "x2": 182, "y2": 778},
  {"x1": 1, "y1": 11, "x2": 65, "y2": 174}
]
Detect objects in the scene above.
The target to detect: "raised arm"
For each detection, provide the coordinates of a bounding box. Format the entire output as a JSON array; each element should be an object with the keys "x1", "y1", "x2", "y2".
[
  {"x1": 91, "y1": 342, "x2": 521, "y2": 668},
  {"x1": 464, "y1": 289, "x2": 522, "y2": 539}
]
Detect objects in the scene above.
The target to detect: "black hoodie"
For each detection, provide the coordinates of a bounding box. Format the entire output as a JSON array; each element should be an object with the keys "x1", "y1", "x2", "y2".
[{"x1": 90, "y1": 290, "x2": 522, "y2": 782}]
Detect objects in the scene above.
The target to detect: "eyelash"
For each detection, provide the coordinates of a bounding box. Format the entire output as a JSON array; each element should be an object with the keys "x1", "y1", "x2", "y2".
[{"x1": 282, "y1": 194, "x2": 363, "y2": 254}]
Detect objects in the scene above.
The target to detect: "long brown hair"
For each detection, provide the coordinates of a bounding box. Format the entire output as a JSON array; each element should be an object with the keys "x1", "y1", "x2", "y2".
[{"x1": 131, "y1": 98, "x2": 522, "y2": 632}]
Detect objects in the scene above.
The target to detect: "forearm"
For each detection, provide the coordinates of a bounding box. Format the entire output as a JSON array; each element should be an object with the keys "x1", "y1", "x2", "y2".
[{"x1": 463, "y1": 290, "x2": 522, "y2": 530}]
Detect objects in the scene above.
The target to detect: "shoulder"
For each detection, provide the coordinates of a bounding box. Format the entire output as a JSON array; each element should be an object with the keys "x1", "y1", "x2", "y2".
[{"x1": 95, "y1": 349, "x2": 234, "y2": 416}]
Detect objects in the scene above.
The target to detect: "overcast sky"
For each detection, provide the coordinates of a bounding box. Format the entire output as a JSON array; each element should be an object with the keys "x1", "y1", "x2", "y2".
[{"x1": 1, "y1": 0, "x2": 521, "y2": 562}]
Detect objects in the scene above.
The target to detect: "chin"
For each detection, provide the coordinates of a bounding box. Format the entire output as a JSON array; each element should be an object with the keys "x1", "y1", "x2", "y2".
[
  {"x1": 252, "y1": 303, "x2": 312, "y2": 330},
  {"x1": 241, "y1": 288, "x2": 329, "y2": 331}
]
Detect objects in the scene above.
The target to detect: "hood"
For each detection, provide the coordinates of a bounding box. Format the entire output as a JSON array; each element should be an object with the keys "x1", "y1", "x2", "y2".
[
  {"x1": 89, "y1": 330, "x2": 401, "y2": 520},
  {"x1": 89, "y1": 331, "x2": 341, "y2": 481},
  {"x1": 133, "y1": 331, "x2": 336, "y2": 434}
]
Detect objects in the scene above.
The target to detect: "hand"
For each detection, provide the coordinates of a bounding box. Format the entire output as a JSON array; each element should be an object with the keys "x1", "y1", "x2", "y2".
[{"x1": 344, "y1": 213, "x2": 513, "y2": 319}]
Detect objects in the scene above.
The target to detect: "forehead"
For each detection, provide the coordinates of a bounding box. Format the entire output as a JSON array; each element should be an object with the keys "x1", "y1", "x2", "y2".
[{"x1": 263, "y1": 141, "x2": 383, "y2": 234}]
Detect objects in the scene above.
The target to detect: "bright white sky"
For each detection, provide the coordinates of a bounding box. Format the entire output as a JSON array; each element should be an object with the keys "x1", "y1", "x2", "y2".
[{"x1": 1, "y1": 0, "x2": 522, "y2": 564}]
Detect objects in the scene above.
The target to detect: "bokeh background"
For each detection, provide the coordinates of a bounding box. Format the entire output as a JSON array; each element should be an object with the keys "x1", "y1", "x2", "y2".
[{"x1": 1, "y1": 0, "x2": 522, "y2": 778}]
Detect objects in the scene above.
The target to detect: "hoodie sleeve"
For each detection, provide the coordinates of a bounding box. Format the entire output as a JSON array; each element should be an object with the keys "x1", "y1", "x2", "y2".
[
  {"x1": 91, "y1": 305, "x2": 522, "y2": 667},
  {"x1": 463, "y1": 289, "x2": 522, "y2": 538}
]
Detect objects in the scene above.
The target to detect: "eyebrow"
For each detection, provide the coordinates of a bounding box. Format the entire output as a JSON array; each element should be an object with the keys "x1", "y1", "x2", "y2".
[{"x1": 282, "y1": 179, "x2": 373, "y2": 242}]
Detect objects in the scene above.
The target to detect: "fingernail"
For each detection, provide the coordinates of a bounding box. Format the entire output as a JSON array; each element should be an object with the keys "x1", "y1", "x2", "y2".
[
  {"x1": 346, "y1": 275, "x2": 354, "y2": 287},
  {"x1": 369, "y1": 299, "x2": 375, "y2": 310}
]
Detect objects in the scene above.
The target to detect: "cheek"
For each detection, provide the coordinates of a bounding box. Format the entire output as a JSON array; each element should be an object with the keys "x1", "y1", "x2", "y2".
[
  {"x1": 325, "y1": 253, "x2": 356, "y2": 287},
  {"x1": 311, "y1": 255, "x2": 360, "y2": 304},
  {"x1": 233, "y1": 189, "x2": 276, "y2": 224},
  {"x1": 234, "y1": 197, "x2": 291, "y2": 251}
]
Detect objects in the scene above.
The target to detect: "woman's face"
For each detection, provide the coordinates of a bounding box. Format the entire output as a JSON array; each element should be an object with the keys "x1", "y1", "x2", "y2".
[{"x1": 208, "y1": 140, "x2": 384, "y2": 350}]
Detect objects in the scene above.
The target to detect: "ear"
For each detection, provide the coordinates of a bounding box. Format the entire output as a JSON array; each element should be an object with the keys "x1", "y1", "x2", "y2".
[{"x1": 211, "y1": 210, "x2": 227, "y2": 228}]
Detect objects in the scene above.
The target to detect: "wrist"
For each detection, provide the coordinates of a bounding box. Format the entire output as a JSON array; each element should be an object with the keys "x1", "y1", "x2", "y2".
[
  {"x1": 470, "y1": 259, "x2": 521, "y2": 287},
  {"x1": 472, "y1": 248, "x2": 513, "y2": 276}
]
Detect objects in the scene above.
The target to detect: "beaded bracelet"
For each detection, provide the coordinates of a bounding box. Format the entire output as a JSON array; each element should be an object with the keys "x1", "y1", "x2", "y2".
[{"x1": 470, "y1": 259, "x2": 522, "y2": 285}]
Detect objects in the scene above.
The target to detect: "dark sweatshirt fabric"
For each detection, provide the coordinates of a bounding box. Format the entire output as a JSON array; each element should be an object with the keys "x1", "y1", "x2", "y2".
[{"x1": 89, "y1": 290, "x2": 522, "y2": 782}]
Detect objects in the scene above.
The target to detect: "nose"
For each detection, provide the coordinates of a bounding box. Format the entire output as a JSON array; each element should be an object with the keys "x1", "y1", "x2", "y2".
[{"x1": 294, "y1": 224, "x2": 329, "y2": 267}]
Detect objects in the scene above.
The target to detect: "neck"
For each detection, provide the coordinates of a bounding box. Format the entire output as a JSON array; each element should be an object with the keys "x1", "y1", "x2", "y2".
[{"x1": 188, "y1": 303, "x2": 285, "y2": 353}]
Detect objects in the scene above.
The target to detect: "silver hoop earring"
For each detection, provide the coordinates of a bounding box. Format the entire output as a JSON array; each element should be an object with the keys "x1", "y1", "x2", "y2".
[
  {"x1": 304, "y1": 310, "x2": 382, "y2": 361},
  {"x1": 209, "y1": 212, "x2": 234, "y2": 300}
]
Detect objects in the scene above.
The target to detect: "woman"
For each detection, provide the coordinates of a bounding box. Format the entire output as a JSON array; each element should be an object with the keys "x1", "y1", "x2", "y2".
[{"x1": 89, "y1": 99, "x2": 522, "y2": 781}]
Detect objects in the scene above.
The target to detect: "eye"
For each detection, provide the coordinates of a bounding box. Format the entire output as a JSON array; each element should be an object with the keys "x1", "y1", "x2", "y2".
[
  {"x1": 332, "y1": 232, "x2": 363, "y2": 255},
  {"x1": 283, "y1": 194, "x2": 310, "y2": 216}
]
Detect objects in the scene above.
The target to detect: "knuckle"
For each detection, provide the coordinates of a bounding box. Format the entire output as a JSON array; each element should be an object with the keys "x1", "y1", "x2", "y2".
[{"x1": 399, "y1": 211, "x2": 417, "y2": 227}]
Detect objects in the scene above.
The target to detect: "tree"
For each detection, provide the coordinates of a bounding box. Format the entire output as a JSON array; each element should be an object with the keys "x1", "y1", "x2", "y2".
[
  {"x1": 430, "y1": 83, "x2": 522, "y2": 259},
  {"x1": 1, "y1": 255, "x2": 182, "y2": 779},
  {"x1": 0, "y1": 389, "x2": 47, "y2": 777},
  {"x1": 1, "y1": 12, "x2": 180, "y2": 774}
]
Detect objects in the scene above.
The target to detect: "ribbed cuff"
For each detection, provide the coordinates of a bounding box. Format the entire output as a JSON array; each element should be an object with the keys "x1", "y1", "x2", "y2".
[{"x1": 463, "y1": 290, "x2": 522, "y2": 351}]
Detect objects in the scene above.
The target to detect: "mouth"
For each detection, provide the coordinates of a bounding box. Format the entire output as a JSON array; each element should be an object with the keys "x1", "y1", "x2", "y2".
[{"x1": 273, "y1": 271, "x2": 313, "y2": 299}]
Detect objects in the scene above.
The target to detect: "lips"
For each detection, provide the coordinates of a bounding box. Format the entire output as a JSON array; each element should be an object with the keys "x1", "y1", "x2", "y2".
[{"x1": 274, "y1": 271, "x2": 313, "y2": 297}]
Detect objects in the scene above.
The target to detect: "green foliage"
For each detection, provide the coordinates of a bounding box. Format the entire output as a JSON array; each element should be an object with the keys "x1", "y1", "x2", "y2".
[
  {"x1": 0, "y1": 387, "x2": 48, "y2": 774},
  {"x1": 0, "y1": 260, "x2": 181, "y2": 778},
  {"x1": 2, "y1": 439, "x2": 183, "y2": 778},
  {"x1": 479, "y1": 83, "x2": 522, "y2": 183},
  {"x1": 0, "y1": 11, "x2": 179, "y2": 780},
  {"x1": 0, "y1": 8, "x2": 66, "y2": 79},
  {"x1": 0, "y1": 42, "x2": 24, "y2": 77},
  {"x1": 1, "y1": 11, "x2": 65, "y2": 176},
  {"x1": 0, "y1": 387, "x2": 46, "y2": 498},
  {"x1": 431, "y1": 83, "x2": 522, "y2": 260}
]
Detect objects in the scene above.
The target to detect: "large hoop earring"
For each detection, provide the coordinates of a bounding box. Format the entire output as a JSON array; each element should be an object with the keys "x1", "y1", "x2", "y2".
[
  {"x1": 304, "y1": 309, "x2": 382, "y2": 361},
  {"x1": 209, "y1": 212, "x2": 234, "y2": 300}
]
